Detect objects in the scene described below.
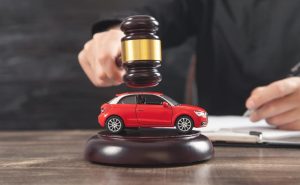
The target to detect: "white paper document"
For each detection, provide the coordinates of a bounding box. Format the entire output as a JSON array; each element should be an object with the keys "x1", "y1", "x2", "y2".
[{"x1": 196, "y1": 116, "x2": 300, "y2": 143}]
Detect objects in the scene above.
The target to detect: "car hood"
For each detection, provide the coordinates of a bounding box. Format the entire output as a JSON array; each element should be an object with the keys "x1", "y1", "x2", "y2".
[{"x1": 176, "y1": 104, "x2": 206, "y2": 111}]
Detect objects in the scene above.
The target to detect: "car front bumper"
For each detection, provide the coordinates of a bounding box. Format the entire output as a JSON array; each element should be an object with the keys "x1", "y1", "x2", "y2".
[{"x1": 194, "y1": 115, "x2": 208, "y2": 128}]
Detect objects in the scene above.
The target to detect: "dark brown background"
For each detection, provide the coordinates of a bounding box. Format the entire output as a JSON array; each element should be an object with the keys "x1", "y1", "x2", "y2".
[{"x1": 0, "y1": 0, "x2": 195, "y2": 130}]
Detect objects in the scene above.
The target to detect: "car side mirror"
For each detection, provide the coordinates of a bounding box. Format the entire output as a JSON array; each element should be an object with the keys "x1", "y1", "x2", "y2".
[{"x1": 162, "y1": 102, "x2": 169, "y2": 108}]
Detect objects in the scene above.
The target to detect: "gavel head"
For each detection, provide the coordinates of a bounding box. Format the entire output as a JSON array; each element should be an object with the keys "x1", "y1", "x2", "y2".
[{"x1": 120, "y1": 15, "x2": 162, "y2": 88}]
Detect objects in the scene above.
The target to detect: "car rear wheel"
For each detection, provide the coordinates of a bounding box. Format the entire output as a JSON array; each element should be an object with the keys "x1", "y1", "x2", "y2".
[
  {"x1": 105, "y1": 116, "x2": 124, "y2": 134},
  {"x1": 175, "y1": 116, "x2": 194, "y2": 134}
]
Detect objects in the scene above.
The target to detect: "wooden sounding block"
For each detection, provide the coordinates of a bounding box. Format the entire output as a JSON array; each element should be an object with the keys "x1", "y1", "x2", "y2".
[{"x1": 85, "y1": 128, "x2": 214, "y2": 166}]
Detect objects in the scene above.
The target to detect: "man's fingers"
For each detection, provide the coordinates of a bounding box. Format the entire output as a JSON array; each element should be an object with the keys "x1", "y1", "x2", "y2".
[
  {"x1": 266, "y1": 108, "x2": 300, "y2": 127},
  {"x1": 93, "y1": 51, "x2": 123, "y2": 85},
  {"x1": 78, "y1": 51, "x2": 97, "y2": 84},
  {"x1": 85, "y1": 38, "x2": 118, "y2": 86},
  {"x1": 277, "y1": 120, "x2": 300, "y2": 130},
  {"x1": 78, "y1": 51, "x2": 114, "y2": 87},
  {"x1": 246, "y1": 77, "x2": 300, "y2": 110},
  {"x1": 94, "y1": 40, "x2": 124, "y2": 84},
  {"x1": 250, "y1": 93, "x2": 299, "y2": 122},
  {"x1": 78, "y1": 30, "x2": 125, "y2": 87},
  {"x1": 105, "y1": 57, "x2": 124, "y2": 83},
  {"x1": 84, "y1": 40, "x2": 97, "y2": 69},
  {"x1": 93, "y1": 63, "x2": 120, "y2": 87}
]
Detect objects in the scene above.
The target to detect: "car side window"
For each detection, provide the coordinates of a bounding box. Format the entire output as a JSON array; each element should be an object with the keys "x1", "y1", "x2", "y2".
[
  {"x1": 139, "y1": 95, "x2": 164, "y2": 105},
  {"x1": 118, "y1": 95, "x2": 137, "y2": 104}
]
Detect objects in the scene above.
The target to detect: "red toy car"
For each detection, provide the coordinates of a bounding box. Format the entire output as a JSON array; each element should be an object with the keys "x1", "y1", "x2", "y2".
[{"x1": 98, "y1": 92, "x2": 208, "y2": 134}]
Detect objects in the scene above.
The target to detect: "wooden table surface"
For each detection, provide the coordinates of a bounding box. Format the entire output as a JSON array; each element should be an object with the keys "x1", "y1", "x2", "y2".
[{"x1": 1, "y1": 130, "x2": 300, "y2": 185}]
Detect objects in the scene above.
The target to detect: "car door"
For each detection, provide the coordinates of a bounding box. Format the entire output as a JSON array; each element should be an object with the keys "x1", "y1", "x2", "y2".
[
  {"x1": 114, "y1": 95, "x2": 138, "y2": 126},
  {"x1": 136, "y1": 95, "x2": 172, "y2": 126}
]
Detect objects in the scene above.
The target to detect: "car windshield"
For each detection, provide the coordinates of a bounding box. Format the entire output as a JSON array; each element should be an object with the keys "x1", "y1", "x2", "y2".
[
  {"x1": 108, "y1": 96, "x2": 118, "y2": 104},
  {"x1": 161, "y1": 95, "x2": 180, "y2": 106}
]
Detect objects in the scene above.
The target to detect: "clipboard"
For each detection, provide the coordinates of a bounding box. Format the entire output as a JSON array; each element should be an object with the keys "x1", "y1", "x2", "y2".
[{"x1": 197, "y1": 116, "x2": 300, "y2": 148}]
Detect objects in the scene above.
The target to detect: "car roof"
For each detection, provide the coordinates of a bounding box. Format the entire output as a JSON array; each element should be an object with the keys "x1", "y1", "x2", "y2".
[{"x1": 116, "y1": 92, "x2": 163, "y2": 97}]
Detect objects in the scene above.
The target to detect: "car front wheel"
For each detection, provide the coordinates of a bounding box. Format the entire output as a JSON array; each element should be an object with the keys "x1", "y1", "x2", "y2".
[
  {"x1": 105, "y1": 116, "x2": 124, "y2": 134},
  {"x1": 175, "y1": 116, "x2": 194, "y2": 134}
]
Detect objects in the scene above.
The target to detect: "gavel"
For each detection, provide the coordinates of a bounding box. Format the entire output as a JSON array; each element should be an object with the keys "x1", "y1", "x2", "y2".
[{"x1": 120, "y1": 15, "x2": 162, "y2": 88}]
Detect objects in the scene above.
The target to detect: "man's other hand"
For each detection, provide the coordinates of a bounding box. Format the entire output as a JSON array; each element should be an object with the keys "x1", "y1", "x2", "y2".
[{"x1": 246, "y1": 77, "x2": 300, "y2": 130}]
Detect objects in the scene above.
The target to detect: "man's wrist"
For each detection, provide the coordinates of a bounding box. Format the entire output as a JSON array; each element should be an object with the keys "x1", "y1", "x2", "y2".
[{"x1": 108, "y1": 24, "x2": 121, "y2": 31}]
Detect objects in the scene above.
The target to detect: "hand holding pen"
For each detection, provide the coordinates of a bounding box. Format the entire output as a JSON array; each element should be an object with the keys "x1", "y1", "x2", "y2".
[{"x1": 245, "y1": 62, "x2": 300, "y2": 130}]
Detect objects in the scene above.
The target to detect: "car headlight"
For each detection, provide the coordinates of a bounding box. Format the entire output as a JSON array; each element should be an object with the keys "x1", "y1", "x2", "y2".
[{"x1": 194, "y1": 111, "x2": 207, "y2": 118}]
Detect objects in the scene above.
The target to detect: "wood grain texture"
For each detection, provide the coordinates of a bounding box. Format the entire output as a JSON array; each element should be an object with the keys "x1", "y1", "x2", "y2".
[{"x1": 0, "y1": 130, "x2": 300, "y2": 185}]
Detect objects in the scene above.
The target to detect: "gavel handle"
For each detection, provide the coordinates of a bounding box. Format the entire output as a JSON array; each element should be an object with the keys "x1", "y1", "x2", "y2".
[{"x1": 115, "y1": 56, "x2": 123, "y2": 68}]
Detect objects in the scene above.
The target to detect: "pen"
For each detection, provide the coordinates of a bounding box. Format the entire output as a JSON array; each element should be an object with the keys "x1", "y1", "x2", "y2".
[
  {"x1": 243, "y1": 61, "x2": 300, "y2": 117},
  {"x1": 243, "y1": 109, "x2": 253, "y2": 117}
]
